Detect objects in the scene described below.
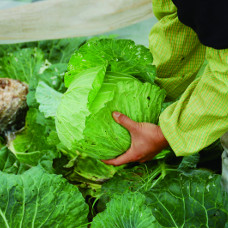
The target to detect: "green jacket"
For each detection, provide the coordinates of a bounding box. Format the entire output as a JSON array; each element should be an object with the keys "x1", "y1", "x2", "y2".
[{"x1": 149, "y1": 0, "x2": 228, "y2": 156}]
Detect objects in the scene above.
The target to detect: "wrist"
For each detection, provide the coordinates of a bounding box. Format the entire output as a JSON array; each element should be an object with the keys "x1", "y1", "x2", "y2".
[{"x1": 157, "y1": 126, "x2": 169, "y2": 149}]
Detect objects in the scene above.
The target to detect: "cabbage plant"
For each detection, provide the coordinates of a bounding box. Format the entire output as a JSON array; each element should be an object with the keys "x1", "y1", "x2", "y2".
[{"x1": 56, "y1": 38, "x2": 166, "y2": 160}]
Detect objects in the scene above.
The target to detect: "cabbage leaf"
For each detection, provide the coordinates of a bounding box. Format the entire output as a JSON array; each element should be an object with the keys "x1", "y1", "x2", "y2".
[
  {"x1": 0, "y1": 167, "x2": 89, "y2": 228},
  {"x1": 91, "y1": 192, "x2": 158, "y2": 228},
  {"x1": 65, "y1": 38, "x2": 156, "y2": 87}
]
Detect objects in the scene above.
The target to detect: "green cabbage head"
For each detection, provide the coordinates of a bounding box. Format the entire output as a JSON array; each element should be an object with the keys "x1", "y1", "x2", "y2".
[{"x1": 55, "y1": 38, "x2": 166, "y2": 160}]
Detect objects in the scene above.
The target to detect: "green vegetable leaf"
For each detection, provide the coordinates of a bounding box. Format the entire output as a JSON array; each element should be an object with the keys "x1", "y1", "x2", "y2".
[
  {"x1": 145, "y1": 170, "x2": 228, "y2": 227},
  {"x1": 0, "y1": 43, "x2": 24, "y2": 59},
  {"x1": 36, "y1": 81, "x2": 63, "y2": 118},
  {"x1": 100, "y1": 162, "x2": 163, "y2": 201},
  {"x1": 0, "y1": 147, "x2": 29, "y2": 174},
  {"x1": 91, "y1": 192, "x2": 157, "y2": 228},
  {"x1": 27, "y1": 62, "x2": 67, "y2": 108},
  {"x1": 0, "y1": 48, "x2": 43, "y2": 83},
  {"x1": 37, "y1": 63, "x2": 67, "y2": 93},
  {"x1": 8, "y1": 108, "x2": 59, "y2": 166},
  {"x1": 37, "y1": 38, "x2": 86, "y2": 64},
  {"x1": 0, "y1": 167, "x2": 89, "y2": 228},
  {"x1": 0, "y1": 37, "x2": 85, "y2": 64},
  {"x1": 56, "y1": 65, "x2": 107, "y2": 153},
  {"x1": 65, "y1": 153, "x2": 122, "y2": 183},
  {"x1": 65, "y1": 38, "x2": 156, "y2": 87},
  {"x1": 178, "y1": 153, "x2": 200, "y2": 171}
]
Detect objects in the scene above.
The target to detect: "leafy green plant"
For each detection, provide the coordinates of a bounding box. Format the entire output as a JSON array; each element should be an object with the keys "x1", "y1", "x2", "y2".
[
  {"x1": 56, "y1": 39, "x2": 165, "y2": 160},
  {"x1": 96, "y1": 156, "x2": 228, "y2": 227},
  {"x1": 8, "y1": 108, "x2": 59, "y2": 166},
  {"x1": 0, "y1": 37, "x2": 227, "y2": 227},
  {"x1": 0, "y1": 166, "x2": 89, "y2": 228},
  {"x1": 91, "y1": 192, "x2": 157, "y2": 228}
]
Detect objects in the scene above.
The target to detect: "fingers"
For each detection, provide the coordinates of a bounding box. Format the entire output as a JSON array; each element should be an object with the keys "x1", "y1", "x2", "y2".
[
  {"x1": 102, "y1": 148, "x2": 140, "y2": 166},
  {"x1": 112, "y1": 112, "x2": 138, "y2": 133}
]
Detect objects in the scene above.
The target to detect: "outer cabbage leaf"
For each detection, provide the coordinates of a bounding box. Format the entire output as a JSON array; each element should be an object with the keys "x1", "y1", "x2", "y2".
[
  {"x1": 8, "y1": 108, "x2": 59, "y2": 166},
  {"x1": 177, "y1": 153, "x2": 200, "y2": 171},
  {"x1": 91, "y1": 192, "x2": 158, "y2": 228},
  {"x1": 0, "y1": 48, "x2": 43, "y2": 83},
  {"x1": 27, "y1": 62, "x2": 67, "y2": 108},
  {"x1": 0, "y1": 147, "x2": 29, "y2": 174},
  {"x1": 52, "y1": 154, "x2": 104, "y2": 198},
  {"x1": 65, "y1": 153, "x2": 122, "y2": 183},
  {"x1": 0, "y1": 37, "x2": 85, "y2": 63},
  {"x1": 65, "y1": 38, "x2": 156, "y2": 87},
  {"x1": 63, "y1": 155, "x2": 120, "y2": 198},
  {"x1": 37, "y1": 63, "x2": 67, "y2": 93},
  {"x1": 98, "y1": 164, "x2": 228, "y2": 227},
  {"x1": 0, "y1": 43, "x2": 22, "y2": 58},
  {"x1": 145, "y1": 170, "x2": 228, "y2": 228},
  {"x1": 56, "y1": 65, "x2": 106, "y2": 153},
  {"x1": 36, "y1": 81, "x2": 63, "y2": 118},
  {"x1": 100, "y1": 163, "x2": 164, "y2": 197},
  {"x1": 96, "y1": 162, "x2": 165, "y2": 213},
  {"x1": 0, "y1": 167, "x2": 89, "y2": 228},
  {"x1": 53, "y1": 148, "x2": 122, "y2": 198},
  {"x1": 37, "y1": 37, "x2": 86, "y2": 63}
]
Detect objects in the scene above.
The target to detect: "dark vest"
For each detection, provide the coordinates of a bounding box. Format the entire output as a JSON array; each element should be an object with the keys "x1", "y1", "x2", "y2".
[{"x1": 171, "y1": 0, "x2": 228, "y2": 49}]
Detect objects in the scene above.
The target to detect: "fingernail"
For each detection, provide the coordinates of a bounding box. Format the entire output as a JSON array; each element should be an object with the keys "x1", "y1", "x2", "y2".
[{"x1": 113, "y1": 111, "x2": 121, "y2": 118}]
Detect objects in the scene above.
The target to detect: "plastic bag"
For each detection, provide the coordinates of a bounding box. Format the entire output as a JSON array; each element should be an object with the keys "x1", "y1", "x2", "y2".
[{"x1": 0, "y1": 0, "x2": 153, "y2": 44}]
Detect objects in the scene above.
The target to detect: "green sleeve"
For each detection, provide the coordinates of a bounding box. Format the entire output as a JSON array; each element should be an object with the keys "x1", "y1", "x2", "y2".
[
  {"x1": 160, "y1": 47, "x2": 228, "y2": 156},
  {"x1": 150, "y1": 0, "x2": 228, "y2": 155},
  {"x1": 149, "y1": 0, "x2": 205, "y2": 101}
]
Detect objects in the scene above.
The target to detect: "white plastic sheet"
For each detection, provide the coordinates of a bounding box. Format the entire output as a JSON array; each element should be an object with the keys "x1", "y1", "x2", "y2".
[
  {"x1": 0, "y1": 0, "x2": 153, "y2": 44},
  {"x1": 0, "y1": 0, "x2": 40, "y2": 10}
]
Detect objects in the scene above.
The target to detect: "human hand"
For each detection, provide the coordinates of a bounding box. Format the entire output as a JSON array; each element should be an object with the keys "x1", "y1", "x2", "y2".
[{"x1": 102, "y1": 112, "x2": 169, "y2": 166}]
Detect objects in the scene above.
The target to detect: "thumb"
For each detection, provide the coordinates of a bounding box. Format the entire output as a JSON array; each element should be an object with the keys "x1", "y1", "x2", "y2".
[{"x1": 112, "y1": 111, "x2": 137, "y2": 132}]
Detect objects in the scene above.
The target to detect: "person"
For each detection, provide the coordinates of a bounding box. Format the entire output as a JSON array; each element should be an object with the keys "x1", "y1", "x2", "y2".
[{"x1": 103, "y1": 0, "x2": 228, "y2": 191}]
